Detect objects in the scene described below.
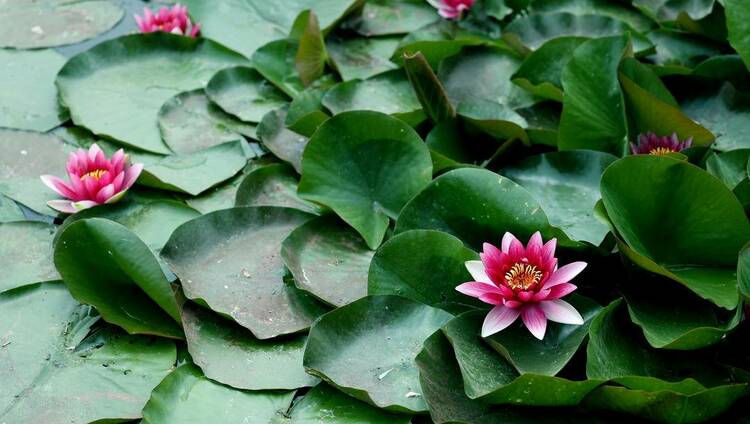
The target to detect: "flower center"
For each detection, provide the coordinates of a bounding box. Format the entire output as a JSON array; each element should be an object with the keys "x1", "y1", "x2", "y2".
[
  {"x1": 504, "y1": 263, "x2": 543, "y2": 290},
  {"x1": 648, "y1": 147, "x2": 675, "y2": 156},
  {"x1": 81, "y1": 169, "x2": 106, "y2": 180}
]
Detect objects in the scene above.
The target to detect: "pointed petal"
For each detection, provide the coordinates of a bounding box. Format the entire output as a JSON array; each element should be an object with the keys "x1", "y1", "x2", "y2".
[
  {"x1": 481, "y1": 305, "x2": 520, "y2": 337},
  {"x1": 46, "y1": 200, "x2": 77, "y2": 214},
  {"x1": 40, "y1": 175, "x2": 76, "y2": 199},
  {"x1": 521, "y1": 305, "x2": 547, "y2": 340},
  {"x1": 540, "y1": 299, "x2": 584, "y2": 325},
  {"x1": 456, "y1": 282, "x2": 502, "y2": 299},
  {"x1": 465, "y1": 260, "x2": 493, "y2": 284},
  {"x1": 542, "y1": 261, "x2": 587, "y2": 289},
  {"x1": 72, "y1": 200, "x2": 98, "y2": 211},
  {"x1": 95, "y1": 183, "x2": 116, "y2": 204},
  {"x1": 122, "y1": 163, "x2": 144, "y2": 189},
  {"x1": 501, "y1": 232, "x2": 518, "y2": 253},
  {"x1": 545, "y1": 283, "x2": 578, "y2": 300}
]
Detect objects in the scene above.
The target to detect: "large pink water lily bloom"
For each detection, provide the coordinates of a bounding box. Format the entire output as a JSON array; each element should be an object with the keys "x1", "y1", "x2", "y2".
[
  {"x1": 134, "y1": 3, "x2": 201, "y2": 37},
  {"x1": 40, "y1": 144, "x2": 143, "y2": 214},
  {"x1": 630, "y1": 132, "x2": 693, "y2": 155},
  {"x1": 428, "y1": 0, "x2": 475, "y2": 19},
  {"x1": 456, "y1": 232, "x2": 586, "y2": 340}
]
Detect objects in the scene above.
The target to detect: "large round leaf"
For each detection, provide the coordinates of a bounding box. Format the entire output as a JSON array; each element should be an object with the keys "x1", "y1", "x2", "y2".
[
  {"x1": 289, "y1": 383, "x2": 411, "y2": 423},
  {"x1": 54, "y1": 218, "x2": 183, "y2": 338},
  {"x1": 303, "y1": 295, "x2": 454, "y2": 413},
  {"x1": 161, "y1": 206, "x2": 328, "y2": 339},
  {"x1": 322, "y1": 70, "x2": 426, "y2": 127},
  {"x1": 0, "y1": 283, "x2": 175, "y2": 424},
  {"x1": 235, "y1": 163, "x2": 325, "y2": 214},
  {"x1": 298, "y1": 111, "x2": 433, "y2": 249},
  {"x1": 0, "y1": 49, "x2": 67, "y2": 132},
  {"x1": 158, "y1": 89, "x2": 257, "y2": 154},
  {"x1": 368, "y1": 229, "x2": 482, "y2": 312},
  {"x1": 502, "y1": 150, "x2": 617, "y2": 245},
  {"x1": 395, "y1": 168, "x2": 555, "y2": 251},
  {"x1": 558, "y1": 35, "x2": 629, "y2": 155},
  {"x1": 182, "y1": 0, "x2": 360, "y2": 58},
  {"x1": 282, "y1": 215, "x2": 374, "y2": 307},
  {"x1": 141, "y1": 364, "x2": 295, "y2": 424},
  {"x1": 327, "y1": 36, "x2": 400, "y2": 81},
  {"x1": 0, "y1": 222, "x2": 59, "y2": 293},
  {"x1": 600, "y1": 155, "x2": 750, "y2": 309},
  {"x1": 206, "y1": 66, "x2": 288, "y2": 123},
  {"x1": 181, "y1": 302, "x2": 318, "y2": 390},
  {"x1": 56, "y1": 33, "x2": 247, "y2": 154},
  {"x1": 0, "y1": 0, "x2": 123, "y2": 48},
  {"x1": 681, "y1": 83, "x2": 750, "y2": 151},
  {"x1": 0, "y1": 129, "x2": 75, "y2": 216}
]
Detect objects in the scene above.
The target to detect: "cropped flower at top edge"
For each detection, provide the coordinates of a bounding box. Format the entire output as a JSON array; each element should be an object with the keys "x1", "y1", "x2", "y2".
[
  {"x1": 40, "y1": 143, "x2": 143, "y2": 214},
  {"x1": 134, "y1": 3, "x2": 201, "y2": 37},
  {"x1": 427, "y1": 0, "x2": 475, "y2": 20},
  {"x1": 456, "y1": 231, "x2": 586, "y2": 340}
]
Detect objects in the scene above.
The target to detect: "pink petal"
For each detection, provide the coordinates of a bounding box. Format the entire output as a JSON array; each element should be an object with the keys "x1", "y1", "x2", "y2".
[
  {"x1": 481, "y1": 305, "x2": 520, "y2": 337},
  {"x1": 545, "y1": 283, "x2": 578, "y2": 300},
  {"x1": 504, "y1": 300, "x2": 522, "y2": 309},
  {"x1": 542, "y1": 261, "x2": 587, "y2": 289},
  {"x1": 478, "y1": 292, "x2": 505, "y2": 305},
  {"x1": 110, "y1": 149, "x2": 125, "y2": 174},
  {"x1": 88, "y1": 143, "x2": 103, "y2": 163},
  {"x1": 72, "y1": 200, "x2": 98, "y2": 211},
  {"x1": 105, "y1": 190, "x2": 128, "y2": 204},
  {"x1": 539, "y1": 299, "x2": 584, "y2": 325},
  {"x1": 501, "y1": 232, "x2": 517, "y2": 253},
  {"x1": 40, "y1": 175, "x2": 77, "y2": 199},
  {"x1": 517, "y1": 290, "x2": 533, "y2": 302},
  {"x1": 542, "y1": 238, "x2": 557, "y2": 262},
  {"x1": 465, "y1": 260, "x2": 493, "y2": 285},
  {"x1": 95, "y1": 183, "x2": 116, "y2": 204},
  {"x1": 189, "y1": 23, "x2": 201, "y2": 37},
  {"x1": 122, "y1": 163, "x2": 144, "y2": 189},
  {"x1": 521, "y1": 305, "x2": 547, "y2": 340},
  {"x1": 527, "y1": 231, "x2": 543, "y2": 251},
  {"x1": 456, "y1": 282, "x2": 502, "y2": 299},
  {"x1": 111, "y1": 171, "x2": 125, "y2": 192},
  {"x1": 82, "y1": 175, "x2": 100, "y2": 199},
  {"x1": 508, "y1": 237, "x2": 525, "y2": 260},
  {"x1": 46, "y1": 200, "x2": 78, "y2": 214}
]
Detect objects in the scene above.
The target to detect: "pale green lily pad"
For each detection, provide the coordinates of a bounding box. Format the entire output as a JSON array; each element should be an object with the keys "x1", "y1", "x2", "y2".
[
  {"x1": 206, "y1": 66, "x2": 289, "y2": 123},
  {"x1": 0, "y1": 222, "x2": 59, "y2": 293},
  {"x1": 327, "y1": 36, "x2": 400, "y2": 81}
]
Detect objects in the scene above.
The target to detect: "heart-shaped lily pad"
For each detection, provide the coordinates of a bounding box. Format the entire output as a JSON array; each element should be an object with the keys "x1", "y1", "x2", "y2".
[
  {"x1": 282, "y1": 215, "x2": 374, "y2": 307},
  {"x1": 54, "y1": 218, "x2": 183, "y2": 338},
  {"x1": 304, "y1": 295, "x2": 454, "y2": 413},
  {"x1": 161, "y1": 206, "x2": 328, "y2": 339},
  {"x1": 235, "y1": 163, "x2": 325, "y2": 214},
  {"x1": 206, "y1": 66, "x2": 288, "y2": 123},
  {"x1": 298, "y1": 111, "x2": 433, "y2": 249}
]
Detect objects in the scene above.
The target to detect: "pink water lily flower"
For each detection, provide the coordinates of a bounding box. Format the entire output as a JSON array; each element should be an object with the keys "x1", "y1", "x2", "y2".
[
  {"x1": 456, "y1": 232, "x2": 586, "y2": 340},
  {"x1": 40, "y1": 144, "x2": 143, "y2": 214},
  {"x1": 428, "y1": 0, "x2": 475, "y2": 19},
  {"x1": 631, "y1": 132, "x2": 693, "y2": 155},
  {"x1": 134, "y1": 3, "x2": 201, "y2": 37}
]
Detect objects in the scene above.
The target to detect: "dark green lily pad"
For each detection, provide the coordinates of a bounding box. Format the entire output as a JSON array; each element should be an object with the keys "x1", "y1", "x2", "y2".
[
  {"x1": 186, "y1": 158, "x2": 278, "y2": 214},
  {"x1": 206, "y1": 66, "x2": 289, "y2": 123},
  {"x1": 739, "y1": 242, "x2": 750, "y2": 302},
  {"x1": 0, "y1": 282, "x2": 175, "y2": 424},
  {"x1": 327, "y1": 36, "x2": 400, "y2": 81},
  {"x1": 158, "y1": 89, "x2": 257, "y2": 154},
  {"x1": 141, "y1": 364, "x2": 295, "y2": 424},
  {"x1": 288, "y1": 383, "x2": 411, "y2": 423},
  {"x1": 511, "y1": 37, "x2": 588, "y2": 102},
  {"x1": 252, "y1": 38, "x2": 305, "y2": 97},
  {"x1": 0, "y1": 0, "x2": 123, "y2": 49},
  {"x1": 0, "y1": 49, "x2": 67, "y2": 132},
  {"x1": 182, "y1": 301, "x2": 318, "y2": 390},
  {"x1": 368, "y1": 229, "x2": 482, "y2": 312},
  {"x1": 0, "y1": 222, "x2": 59, "y2": 293},
  {"x1": 600, "y1": 155, "x2": 750, "y2": 309},
  {"x1": 282, "y1": 215, "x2": 374, "y2": 307},
  {"x1": 502, "y1": 150, "x2": 617, "y2": 245},
  {"x1": 706, "y1": 149, "x2": 750, "y2": 190},
  {"x1": 257, "y1": 108, "x2": 308, "y2": 173},
  {"x1": 304, "y1": 295, "x2": 454, "y2": 413},
  {"x1": 161, "y1": 207, "x2": 328, "y2": 339},
  {"x1": 727, "y1": 0, "x2": 750, "y2": 71},
  {"x1": 298, "y1": 111, "x2": 433, "y2": 249},
  {"x1": 54, "y1": 218, "x2": 183, "y2": 338},
  {"x1": 395, "y1": 168, "x2": 554, "y2": 251},
  {"x1": 56, "y1": 33, "x2": 247, "y2": 154},
  {"x1": 235, "y1": 163, "x2": 325, "y2": 214}
]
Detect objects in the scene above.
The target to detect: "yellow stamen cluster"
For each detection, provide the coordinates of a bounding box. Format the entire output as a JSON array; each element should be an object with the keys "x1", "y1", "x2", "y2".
[
  {"x1": 81, "y1": 169, "x2": 106, "y2": 180},
  {"x1": 505, "y1": 263, "x2": 543, "y2": 290},
  {"x1": 648, "y1": 147, "x2": 674, "y2": 156}
]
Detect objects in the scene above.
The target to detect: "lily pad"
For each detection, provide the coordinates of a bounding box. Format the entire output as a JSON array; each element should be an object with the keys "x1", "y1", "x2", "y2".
[
  {"x1": 511, "y1": 37, "x2": 588, "y2": 102},
  {"x1": 304, "y1": 295, "x2": 454, "y2": 413},
  {"x1": 158, "y1": 89, "x2": 257, "y2": 154},
  {"x1": 282, "y1": 215, "x2": 374, "y2": 307},
  {"x1": 681, "y1": 83, "x2": 750, "y2": 152},
  {"x1": 395, "y1": 168, "x2": 554, "y2": 251},
  {"x1": 288, "y1": 383, "x2": 411, "y2": 423},
  {"x1": 161, "y1": 206, "x2": 328, "y2": 339},
  {"x1": 706, "y1": 149, "x2": 750, "y2": 190},
  {"x1": 322, "y1": 70, "x2": 426, "y2": 127},
  {"x1": 186, "y1": 158, "x2": 278, "y2": 214},
  {"x1": 54, "y1": 218, "x2": 183, "y2": 339},
  {"x1": 252, "y1": 38, "x2": 305, "y2": 97},
  {"x1": 141, "y1": 364, "x2": 295, "y2": 424},
  {"x1": 206, "y1": 66, "x2": 289, "y2": 123},
  {"x1": 235, "y1": 163, "x2": 325, "y2": 214},
  {"x1": 600, "y1": 155, "x2": 750, "y2": 309},
  {"x1": 181, "y1": 301, "x2": 318, "y2": 390},
  {"x1": 0, "y1": 282, "x2": 175, "y2": 424},
  {"x1": 0, "y1": 222, "x2": 59, "y2": 293},
  {"x1": 0, "y1": 49, "x2": 67, "y2": 132},
  {"x1": 327, "y1": 36, "x2": 400, "y2": 81},
  {"x1": 56, "y1": 33, "x2": 247, "y2": 154},
  {"x1": 727, "y1": 0, "x2": 750, "y2": 71},
  {"x1": 368, "y1": 229, "x2": 482, "y2": 312},
  {"x1": 348, "y1": 0, "x2": 438, "y2": 36},
  {"x1": 502, "y1": 150, "x2": 617, "y2": 245},
  {"x1": 0, "y1": 0, "x2": 123, "y2": 49},
  {"x1": 0, "y1": 195, "x2": 23, "y2": 222},
  {"x1": 298, "y1": 111, "x2": 433, "y2": 249},
  {"x1": 257, "y1": 108, "x2": 308, "y2": 173}
]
